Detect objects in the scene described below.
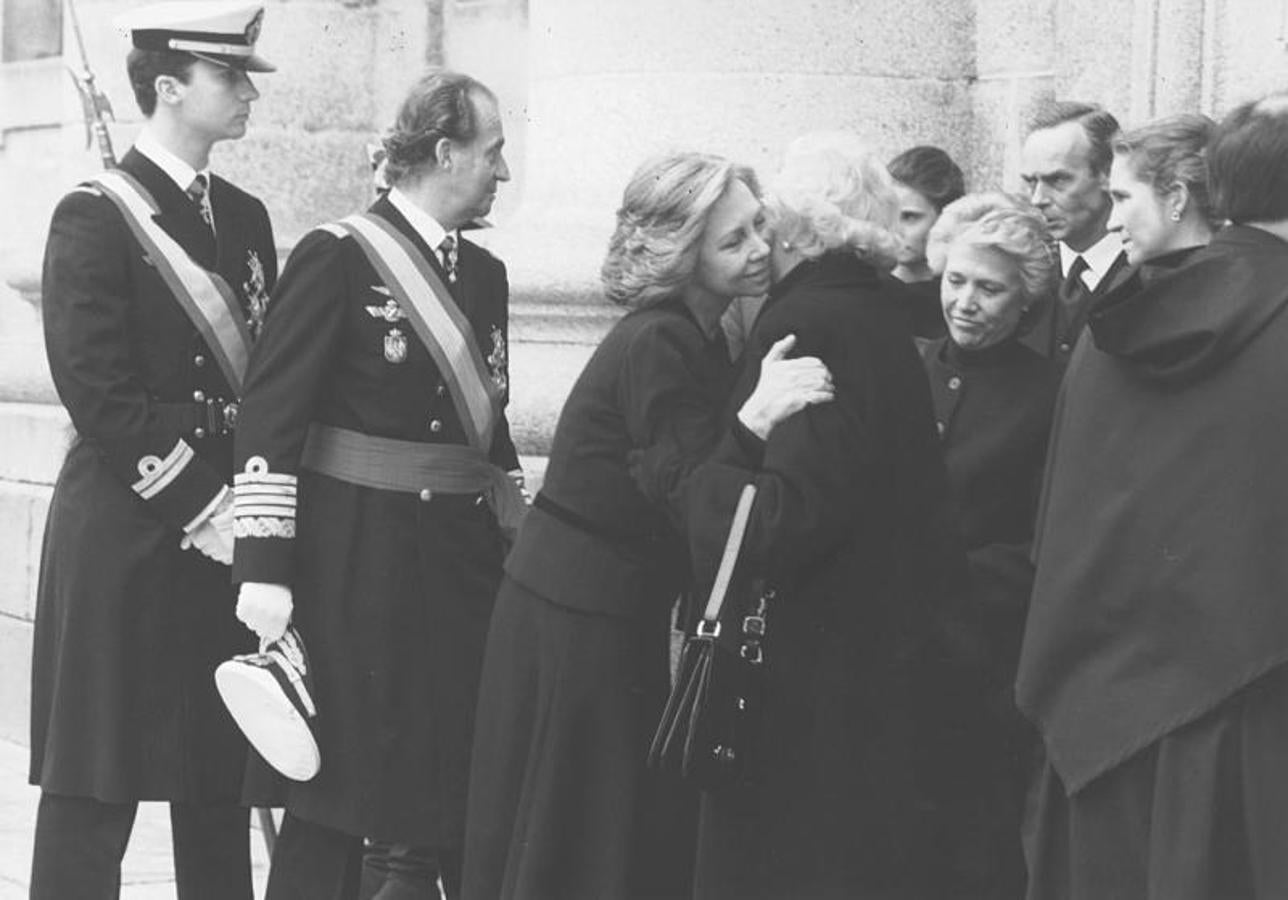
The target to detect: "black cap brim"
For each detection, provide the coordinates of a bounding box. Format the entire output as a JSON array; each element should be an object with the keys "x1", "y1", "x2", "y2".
[{"x1": 190, "y1": 49, "x2": 276, "y2": 72}]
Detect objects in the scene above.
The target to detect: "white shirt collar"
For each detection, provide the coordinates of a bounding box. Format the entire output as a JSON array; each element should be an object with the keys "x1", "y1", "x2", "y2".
[
  {"x1": 1060, "y1": 231, "x2": 1124, "y2": 291},
  {"x1": 387, "y1": 187, "x2": 453, "y2": 253},
  {"x1": 134, "y1": 129, "x2": 210, "y2": 195}
]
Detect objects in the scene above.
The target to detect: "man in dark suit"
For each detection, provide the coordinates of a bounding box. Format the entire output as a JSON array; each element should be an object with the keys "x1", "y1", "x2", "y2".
[
  {"x1": 28, "y1": 3, "x2": 277, "y2": 898},
  {"x1": 1019, "y1": 101, "x2": 1130, "y2": 361},
  {"x1": 230, "y1": 69, "x2": 522, "y2": 900}
]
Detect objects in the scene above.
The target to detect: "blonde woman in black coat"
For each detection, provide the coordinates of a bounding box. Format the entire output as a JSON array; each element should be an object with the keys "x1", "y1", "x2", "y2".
[
  {"x1": 674, "y1": 132, "x2": 963, "y2": 900},
  {"x1": 915, "y1": 195, "x2": 1060, "y2": 899}
]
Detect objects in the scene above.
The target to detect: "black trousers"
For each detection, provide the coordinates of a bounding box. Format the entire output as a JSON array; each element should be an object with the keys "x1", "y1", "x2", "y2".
[
  {"x1": 360, "y1": 841, "x2": 462, "y2": 900},
  {"x1": 266, "y1": 814, "x2": 462, "y2": 900},
  {"x1": 30, "y1": 791, "x2": 252, "y2": 900}
]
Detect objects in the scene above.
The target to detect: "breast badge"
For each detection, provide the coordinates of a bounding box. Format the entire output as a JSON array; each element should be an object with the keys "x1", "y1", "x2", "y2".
[
  {"x1": 243, "y1": 250, "x2": 271, "y2": 337},
  {"x1": 365, "y1": 295, "x2": 407, "y2": 323},
  {"x1": 384, "y1": 327, "x2": 408, "y2": 364},
  {"x1": 486, "y1": 324, "x2": 508, "y2": 393}
]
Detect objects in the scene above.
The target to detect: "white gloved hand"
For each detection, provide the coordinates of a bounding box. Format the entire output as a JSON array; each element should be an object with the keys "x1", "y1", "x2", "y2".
[
  {"x1": 737, "y1": 334, "x2": 835, "y2": 439},
  {"x1": 179, "y1": 492, "x2": 234, "y2": 565},
  {"x1": 508, "y1": 469, "x2": 532, "y2": 505},
  {"x1": 236, "y1": 582, "x2": 293, "y2": 644}
]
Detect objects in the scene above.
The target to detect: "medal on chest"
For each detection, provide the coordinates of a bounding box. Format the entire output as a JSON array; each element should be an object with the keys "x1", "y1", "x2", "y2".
[
  {"x1": 242, "y1": 249, "x2": 271, "y2": 338},
  {"x1": 384, "y1": 327, "x2": 408, "y2": 364},
  {"x1": 486, "y1": 324, "x2": 508, "y2": 393}
]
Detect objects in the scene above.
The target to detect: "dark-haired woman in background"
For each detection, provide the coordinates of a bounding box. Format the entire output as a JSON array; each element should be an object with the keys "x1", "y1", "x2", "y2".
[
  {"x1": 461, "y1": 151, "x2": 833, "y2": 900},
  {"x1": 1016, "y1": 103, "x2": 1288, "y2": 899},
  {"x1": 915, "y1": 194, "x2": 1059, "y2": 900},
  {"x1": 888, "y1": 145, "x2": 966, "y2": 338}
]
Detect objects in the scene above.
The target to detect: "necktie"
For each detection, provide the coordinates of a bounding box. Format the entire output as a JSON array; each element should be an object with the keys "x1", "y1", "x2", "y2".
[
  {"x1": 1053, "y1": 254, "x2": 1090, "y2": 354},
  {"x1": 1058, "y1": 254, "x2": 1089, "y2": 309},
  {"x1": 439, "y1": 234, "x2": 458, "y2": 283},
  {"x1": 187, "y1": 174, "x2": 215, "y2": 232}
]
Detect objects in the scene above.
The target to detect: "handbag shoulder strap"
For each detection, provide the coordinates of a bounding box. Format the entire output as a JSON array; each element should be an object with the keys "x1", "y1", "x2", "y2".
[{"x1": 700, "y1": 483, "x2": 758, "y2": 625}]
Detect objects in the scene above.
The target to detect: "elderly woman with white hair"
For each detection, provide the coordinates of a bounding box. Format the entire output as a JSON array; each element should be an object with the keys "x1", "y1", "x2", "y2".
[
  {"x1": 915, "y1": 194, "x2": 1061, "y2": 900},
  {"x1": 670, "y1": 132, "x2": 964, "y2": 899},
  {"x1": 460, "y1": 150, "x2": 834, "y2": 900}
]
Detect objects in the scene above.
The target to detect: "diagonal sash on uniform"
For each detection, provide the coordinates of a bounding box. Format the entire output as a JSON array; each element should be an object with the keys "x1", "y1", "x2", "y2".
[
  {"x1": 89, "y1": 171, "x2": 253, "y2": 395},
  {"x1": 320, "y1": 213, "x2": 502, "y2": 452}
]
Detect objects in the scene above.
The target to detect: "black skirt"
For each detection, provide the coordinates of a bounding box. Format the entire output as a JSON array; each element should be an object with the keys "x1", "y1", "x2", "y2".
[
  {"x1": 461, "y1": 576, "x2": 695, "y2": 900},
  {"x1": 1024, "y1": 662, "x2": 1288, "y2": 900}
]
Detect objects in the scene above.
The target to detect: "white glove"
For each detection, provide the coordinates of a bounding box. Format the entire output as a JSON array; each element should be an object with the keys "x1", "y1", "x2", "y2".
[
  {"x1": 179, "y1": 492, "x2": 234, "y2": 565},
  {"x1": 737, "y1": 334, "x2": 835, "y2": 439},
  {"x1": 236, "y1": 582, "x2": 293, "y2": 644},
  {"x1": 508, "y1": 469, "x2": 532, "y2": 505}
]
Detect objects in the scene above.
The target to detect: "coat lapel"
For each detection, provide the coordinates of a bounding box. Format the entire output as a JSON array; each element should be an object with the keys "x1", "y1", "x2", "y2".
[
  {"x1": 370, "y1": 195, "x2": 470, "y2": 312},
  {"x1": 120, "y1": 148, "x2": 217, "y2": 269}
]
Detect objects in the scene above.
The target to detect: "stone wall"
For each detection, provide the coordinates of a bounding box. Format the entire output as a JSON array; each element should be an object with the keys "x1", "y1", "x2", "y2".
[{"x1": 2, "y1": 0, "x2": 1287, "y2": 744}]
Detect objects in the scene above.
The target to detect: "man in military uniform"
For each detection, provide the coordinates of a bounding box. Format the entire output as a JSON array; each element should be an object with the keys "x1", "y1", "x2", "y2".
[
  {"x1": 231, "y1": 70, "x2": 523, "y2": 900},
  {"x1": 28, "y1": 4, "x2": 276, "y2": 897}
]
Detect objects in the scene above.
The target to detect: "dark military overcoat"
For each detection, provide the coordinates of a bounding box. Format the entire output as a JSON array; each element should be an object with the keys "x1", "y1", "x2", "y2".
[
  {"x1": 31, "y1": 147, "x2": 277, "y2": 803},
  {"x1": 232, "y1": 194, "x2": 518, "y2": 849}
]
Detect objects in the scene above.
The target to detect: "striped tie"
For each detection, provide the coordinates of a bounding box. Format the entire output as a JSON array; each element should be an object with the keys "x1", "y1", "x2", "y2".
[
  {"x1": 187, "y1": 174, "x2": 215, "y2": 233},
  {"x1": 439, "y1": 234, "x2": 458, "y2": 283}
]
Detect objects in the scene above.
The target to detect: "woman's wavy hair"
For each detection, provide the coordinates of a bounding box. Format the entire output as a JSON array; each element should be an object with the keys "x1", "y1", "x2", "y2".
[
  {"x1": 927, "y1": 192, "x2": 1057, "y2": 312},
  {"x1": 1113, "y1": 113, "x2": 1219, "y2": 228},
  {"x1": 766, "y1": 132, "x2": 901, "y2": 270},
  {"x1": 601, "y1": 152, "x2": 759, "y2": 310},
  {"x1": 381, "y1": 69, "x2": 494, "y2": 186}
]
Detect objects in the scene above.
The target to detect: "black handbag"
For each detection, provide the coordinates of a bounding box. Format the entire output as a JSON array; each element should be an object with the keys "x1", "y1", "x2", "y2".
[{"x1": 648, "y1": 484, "x2": 771, "y2": 791}]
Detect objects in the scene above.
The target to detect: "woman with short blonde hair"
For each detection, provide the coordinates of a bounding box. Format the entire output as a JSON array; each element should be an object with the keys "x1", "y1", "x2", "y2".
[
  {"x1": 678, "y1": 132, "x2": 963, "y2": 899},
  {"x1": 915, "y1": 194, "x2": 1062, "y2": 899}
]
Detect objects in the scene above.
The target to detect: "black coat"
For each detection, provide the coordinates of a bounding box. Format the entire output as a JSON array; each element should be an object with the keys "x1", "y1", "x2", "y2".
[
  {"x1": 1018, "y1": 231, "x2": 1288, "y2": 795},
  {"x1": 921, "y1": 335, "x2": 1061, "y2": 680},
  {"x1": 31, "y1": 147, "x2": 277, "y2": 802},
  {"x1": 463, "y1": 299, "x2": 733, "y2": 900},
  {"x1": 1019, "y1": 250, "x2": 1131, "y2": 363},
  {"x1": 917, "y1": 334, "x2": 1061, "y2": 899},
  {"x1": 232, "y1": 195, "x2": 517, "y2": 847},
  {"x1": 684, "y1": 254, "x2": 962, "y2": 900}
]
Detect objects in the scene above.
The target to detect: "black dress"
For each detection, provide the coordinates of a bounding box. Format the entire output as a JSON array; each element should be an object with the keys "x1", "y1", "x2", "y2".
[
  {"x1": 917, "y1": 334, "x2": 1061, "y2": 900},
  {"x1": 461, "y1": 298, "x2": 740, "y2": 900},
  {"x1": 681, "y1": 253, "x2": 963, "y2": 900}
]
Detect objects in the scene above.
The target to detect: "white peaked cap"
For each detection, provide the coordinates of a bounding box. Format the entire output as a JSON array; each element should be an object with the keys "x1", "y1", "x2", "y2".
[{"x1": 116, "y1": 1, "x2": 275, "y2": 72}]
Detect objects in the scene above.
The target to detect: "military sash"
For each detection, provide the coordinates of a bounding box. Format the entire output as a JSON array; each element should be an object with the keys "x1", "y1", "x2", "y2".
[
  {"x1": 318, "y1": 213, "x2": 502, "y2": 452},
  {"x1": 89, "y1": 171, "x2": 252, "y2": 394}
]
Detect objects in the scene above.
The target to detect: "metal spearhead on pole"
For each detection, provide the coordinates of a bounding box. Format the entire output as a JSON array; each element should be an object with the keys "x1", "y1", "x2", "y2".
[{"x1": 64, "y1": 0, "x2": 117, "y2": 169}]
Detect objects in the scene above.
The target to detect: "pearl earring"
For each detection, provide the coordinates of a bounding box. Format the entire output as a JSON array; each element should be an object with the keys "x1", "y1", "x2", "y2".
[
  {"x1": 1170, "y1": 210, "x2": 1182, "y2": 222},
  {"x1": 780, "y1": 241, "x2": 792, "y2": 251}
]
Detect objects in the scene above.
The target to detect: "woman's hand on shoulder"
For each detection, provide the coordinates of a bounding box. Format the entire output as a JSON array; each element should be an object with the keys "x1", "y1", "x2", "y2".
[{"x1": 737, "y1": 334, "x2": 835, "y2": 439}]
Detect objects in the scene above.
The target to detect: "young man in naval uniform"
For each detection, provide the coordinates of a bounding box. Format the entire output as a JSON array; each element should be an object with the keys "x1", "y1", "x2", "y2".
[
  {"x1": 28, "y1": 3, "x2": 276, "y2": 897},
  {"x1": 230, "y1": 69, "x2": 523, "y2": 900}
]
